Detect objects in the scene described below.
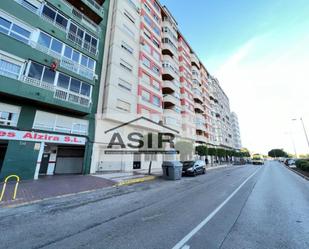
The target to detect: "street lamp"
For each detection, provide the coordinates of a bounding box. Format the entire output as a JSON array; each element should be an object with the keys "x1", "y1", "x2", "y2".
[{"x1": 292, "y1": 117, "x2": 309, "y2": 152}]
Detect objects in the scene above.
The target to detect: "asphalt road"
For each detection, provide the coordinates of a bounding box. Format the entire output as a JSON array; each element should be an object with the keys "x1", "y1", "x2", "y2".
[{"x1": 1, "y1": 161, "x2": 309, "y2": 249}]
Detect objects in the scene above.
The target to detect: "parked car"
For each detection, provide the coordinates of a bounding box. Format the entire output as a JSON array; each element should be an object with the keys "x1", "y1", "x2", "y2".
[
  {"x1": 285, "y1": 159, "x2": 296, "y2": 168},
  {"x1": 182, "y1": 160, "x2": 206, "y2": 176}
]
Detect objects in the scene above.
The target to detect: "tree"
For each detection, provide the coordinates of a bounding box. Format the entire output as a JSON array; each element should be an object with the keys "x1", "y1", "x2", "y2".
[
  {"x1": 268, "y1": 149, "x2": 288, "y2": 158},
  {"x1": 195, "y1": 145, "x2": 208, "y2": 156},
  {"x1": 175, "y1": 140, "x2": 194, "y2": 161}
]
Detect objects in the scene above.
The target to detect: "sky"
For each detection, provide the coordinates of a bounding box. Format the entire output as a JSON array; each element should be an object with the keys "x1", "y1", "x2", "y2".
[{"x1": 161, "y1": 0, "x2": 309, "y2": 155}]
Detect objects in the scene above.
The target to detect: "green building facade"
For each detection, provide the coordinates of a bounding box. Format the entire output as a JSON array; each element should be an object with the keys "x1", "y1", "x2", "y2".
[{"x1": 0, "y1": 0, "x2": 109, "y2": 180}]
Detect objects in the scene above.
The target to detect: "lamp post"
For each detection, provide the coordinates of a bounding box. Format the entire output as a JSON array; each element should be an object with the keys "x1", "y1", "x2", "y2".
[{"x1": 292, "y1": 118, "x2": 309, "y2": 152}]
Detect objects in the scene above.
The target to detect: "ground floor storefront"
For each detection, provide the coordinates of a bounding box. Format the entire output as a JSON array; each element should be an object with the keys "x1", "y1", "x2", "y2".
[{"x1": 0, "y1": 128, "x2": 88, "y2": 181}]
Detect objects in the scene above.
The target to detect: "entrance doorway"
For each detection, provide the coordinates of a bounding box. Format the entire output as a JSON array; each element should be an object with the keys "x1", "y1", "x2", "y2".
[
  {"x1": 39, "y1": 153, "x2": 50, "y2": 175},
  {"x1": 0, "y1": 141, "x2": 8, "y2": 173},
  {"x1": 54, "y1": 146, "x2": 85, "y2": 174},
  {"x1": 133, "y1": 153, "x2": 141, "y2": 169}
]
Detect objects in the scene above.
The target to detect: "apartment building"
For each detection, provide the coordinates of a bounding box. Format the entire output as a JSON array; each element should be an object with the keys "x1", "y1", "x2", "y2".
[
  {"x1": 208, "y1": 75, "x2": 234, "y2": 149},
  {"x1": 231, "y1": 112, "x2": 242, "y2": 150},
  {"x1": 92, "y1": 0, "x2": 241, "y2": 173},
  {"x1": 0, "y1": 0, "x2": 109, "y2": 180}
]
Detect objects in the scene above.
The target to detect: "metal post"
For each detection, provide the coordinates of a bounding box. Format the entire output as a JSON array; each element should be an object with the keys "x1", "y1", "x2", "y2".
[{"x1": 300, "y1": 117, "x2": 309, "y2": 151}]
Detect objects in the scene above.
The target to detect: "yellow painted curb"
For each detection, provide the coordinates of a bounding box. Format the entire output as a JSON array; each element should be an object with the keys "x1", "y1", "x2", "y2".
[{"x1": 116, "y1": 176, "x2": 157, "y2": 187}]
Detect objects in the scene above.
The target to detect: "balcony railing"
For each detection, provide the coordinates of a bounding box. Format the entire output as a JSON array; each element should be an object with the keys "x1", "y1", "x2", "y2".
[
  {"x1": 21, "y1": 76, "x2": 91, "y2": 107},
  {"x1": 83, "y1": 0, "x2": 105, "y2": 14},
  {"x1": 30, "y1": 42, "x2": 95, "y2": 80},
  {"x1": 15, "y1": 0, "x2": 101, "y2": 34},
  {"x1": 67, "y1": 32, "x2": 98, "y2": 56}
]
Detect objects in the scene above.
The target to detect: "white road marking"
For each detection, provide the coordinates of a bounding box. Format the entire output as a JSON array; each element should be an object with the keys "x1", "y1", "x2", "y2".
[
  {"x1": 181, "y1": 245, "x2": 190, "y2": 249},
  {"x1": 172, "y1": 168, "x2": 261, "y2": 249}
]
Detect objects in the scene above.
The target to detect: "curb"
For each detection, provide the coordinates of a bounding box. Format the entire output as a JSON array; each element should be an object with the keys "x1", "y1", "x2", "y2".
[
  {"x1": 116, "y1": 175, "x2": 158, "y2": 187},
  {"x1": 283, "y1": 164, "x2": 309, "y2": 181},
  {"x1": 1, "y1": 186, "x2": 115, "y2": 209}
]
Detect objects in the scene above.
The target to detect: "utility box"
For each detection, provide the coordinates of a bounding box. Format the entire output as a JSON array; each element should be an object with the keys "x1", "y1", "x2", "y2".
[{"x1": 162, "y1": 161, "x2": 183, "y2": 180}]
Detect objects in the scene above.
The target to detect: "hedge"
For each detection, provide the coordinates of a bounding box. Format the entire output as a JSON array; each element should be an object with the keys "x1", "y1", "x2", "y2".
[{"x1": 295, "y1": 159, "x2": 309, "y2": 172}]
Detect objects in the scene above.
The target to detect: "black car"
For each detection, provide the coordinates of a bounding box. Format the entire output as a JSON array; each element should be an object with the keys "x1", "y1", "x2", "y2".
[{"x1": 182, "y1": 160, "x2": 206, "y2": 176}]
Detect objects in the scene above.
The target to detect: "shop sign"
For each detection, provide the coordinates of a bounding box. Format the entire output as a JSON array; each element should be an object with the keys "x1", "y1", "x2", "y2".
[{"x1": 0, "y1": 128, "x2": 86, "y2": 145}]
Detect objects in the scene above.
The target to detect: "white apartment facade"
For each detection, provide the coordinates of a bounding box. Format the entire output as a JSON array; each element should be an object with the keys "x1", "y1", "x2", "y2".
[
  {"x1": 91, "y1": 0, "x2": 241, "y2": 173},
  {"x1": 231, "y1": 112, "x2": 242, "y2": 150}
]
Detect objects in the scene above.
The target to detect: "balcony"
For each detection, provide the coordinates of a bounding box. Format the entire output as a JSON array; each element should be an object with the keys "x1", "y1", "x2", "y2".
[
  {"x1": 164, "y1": 107, "x2": 181, "y2": 117},
  {"x1": 163, "y1": 94, "x2": 179, "y2": 107},
  {"x1": 30, "y1": 42, "x2": 95, "y2": 80},
  {"x1": 67, "y1": 32, "x2": 98, "y2": 56},
  {"x1": 162, "y1": 80, "x2": 178, "y2": 93},
  {"x1": 191, "y1": 53, "x2": 200, "y2": 69},
  {"x1": 15, "y1": 0, "x2": 101, "y2": 34},
  {"x1": 196, "y1": 123, "x2": 207, "y2": 132},
  {"x1": 162, "y1": 65, "x2": 178, "y2": 81},
  {"x1": 195, "y1": 114, "x2": 206, "y2": 123},
  {"x1": 162, "y1": 22, "x2": 178, "y2": 43},
  {"x1": 194, "y1": 102, "x2": 204, "y2": 113},
  {"x1": 162, "y1": 41, "x2": 178, "y2": 57},
  {"x1": 21, "y1": 76, "x2": 91, "y2": 107},
  {"x1": 196, "y1": 135, "x2": 207, "y2": 143},
  {"x1": 193, "y1": 89, "x2": 203, "y2": 103},
  {"x1": 65, "y1": 0, "x2": 104, "y2": 23}
]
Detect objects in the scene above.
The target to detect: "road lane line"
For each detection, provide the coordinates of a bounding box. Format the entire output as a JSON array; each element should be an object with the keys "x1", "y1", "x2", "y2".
[
  {"x1": 181, "y1": 245, "x2": 190, "y2": 249},
  {"x1": 172, "y1": 168, "x2": 261, "y2": 249}
]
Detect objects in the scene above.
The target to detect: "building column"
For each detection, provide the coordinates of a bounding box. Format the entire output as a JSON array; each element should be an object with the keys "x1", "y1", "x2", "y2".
[{"x1": 34, "y1": 142, "x2": 45, "y2": 180}]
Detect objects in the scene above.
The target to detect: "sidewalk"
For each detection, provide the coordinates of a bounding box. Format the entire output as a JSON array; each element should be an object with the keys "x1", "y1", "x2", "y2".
[
  {"x1": 94, "y1": 168, "x2": 162, "y2": 186},
  {"x1": 0, "y1": 164, "x2": 237, "y2": 208},
  {"x1": 0, "y1": 175, "x2": 115, "y2": 207}
]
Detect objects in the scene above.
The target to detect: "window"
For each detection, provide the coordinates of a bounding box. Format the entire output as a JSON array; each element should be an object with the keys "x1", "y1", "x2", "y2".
[
  {"x1": 144, "y1": 3, "x2": 151, "y2": 13},
  {"x1": 33, "y1": 110, "x2": 89, "y2": 135},
  {"x1": 152, "y1": 37, "x2": 160, "y2": 48},
  {"x1": 153, "y1": 51, "x2": 160, "y2": 62},
  {"x1": 152, "y1": 65, "x2": 160, "y2": 75},
  {"x1": 153, "y1": 96, "x2": 160, "y2": 107},
  {"x1": 56, "y1": 72, "x2": 91, "y2": 97},
  {"x1": 0, "y1": 103, "x2": 20, "y2": 127},
  {"x1": 25, "y1": 61, "x2": 92, "y2": 98},
  {"x1": 118, "y1": 78, "x2": 132, "y2": 91},
  {"x1": 57, "y1": 73, "x2": 70, "y2": 89},
  {"x1": 68, "y1": 23, "x2": 98, "y2": 55},
  {"x1": 153, "y1": 26, "x2": 160, "y2": 36},
  {"x1": 144, "y1": 29, "x2": 151, "y2": 40},
  {"x1": 142, "y1": 56, "x2": 151, "y2": 68},
  {"x1": 16, "y1": 0, "x2": 41, "y2": 13},
  {"x1": 153, "y1": 2, "x2": 160, "y2": 12},
  {"x1": 142, "y1": 42, "x2": 151, "y2": 54},
  {"x1": 120, "y1": 59, "x2": 133, "y2": 72},
  {"x1": 142, "y1": 90, "x2": 150, "y2": 102},
  {"x1": 124, "y1": 10, "x2": 135, "y2": 24},
  {"x1": 116, "y1": 99, "x2": 131, "y2": 112},
  {"x1": 0, "y1": 15, "x2": 31, "y2": 44},
  {"x1": 38, "y1": 31, "x2": 96, "y2": 74},
  {"x1": 144, "y1": 15, "x2": 152, "y2": 27},
  {"x1": 42, "y1": 5, "x2": 68, "y2": 30},
  {"x1": 152, "y1": 80, "x2": 160, "y2": 90},
  {"x1": 0, "y1": 53, "x2": 24, "y2": 80},
  {"x1": 28, "y1": 62, "x2": 44, "y2": 81},
  {"x1": 141, "y1": 72, "x2": 151, "y2": 85},
  {"x1": 121, "y1": 41, "x2": 134, "y2": 54},
  {"x1": 123, "y1": 24, "x2": 135, "y2": 38}
]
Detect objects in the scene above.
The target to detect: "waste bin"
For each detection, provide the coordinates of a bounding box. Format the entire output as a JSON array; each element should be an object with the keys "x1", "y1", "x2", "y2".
[{"x1": 162, "y1": 161, "x2": 183, "y2": 180}]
